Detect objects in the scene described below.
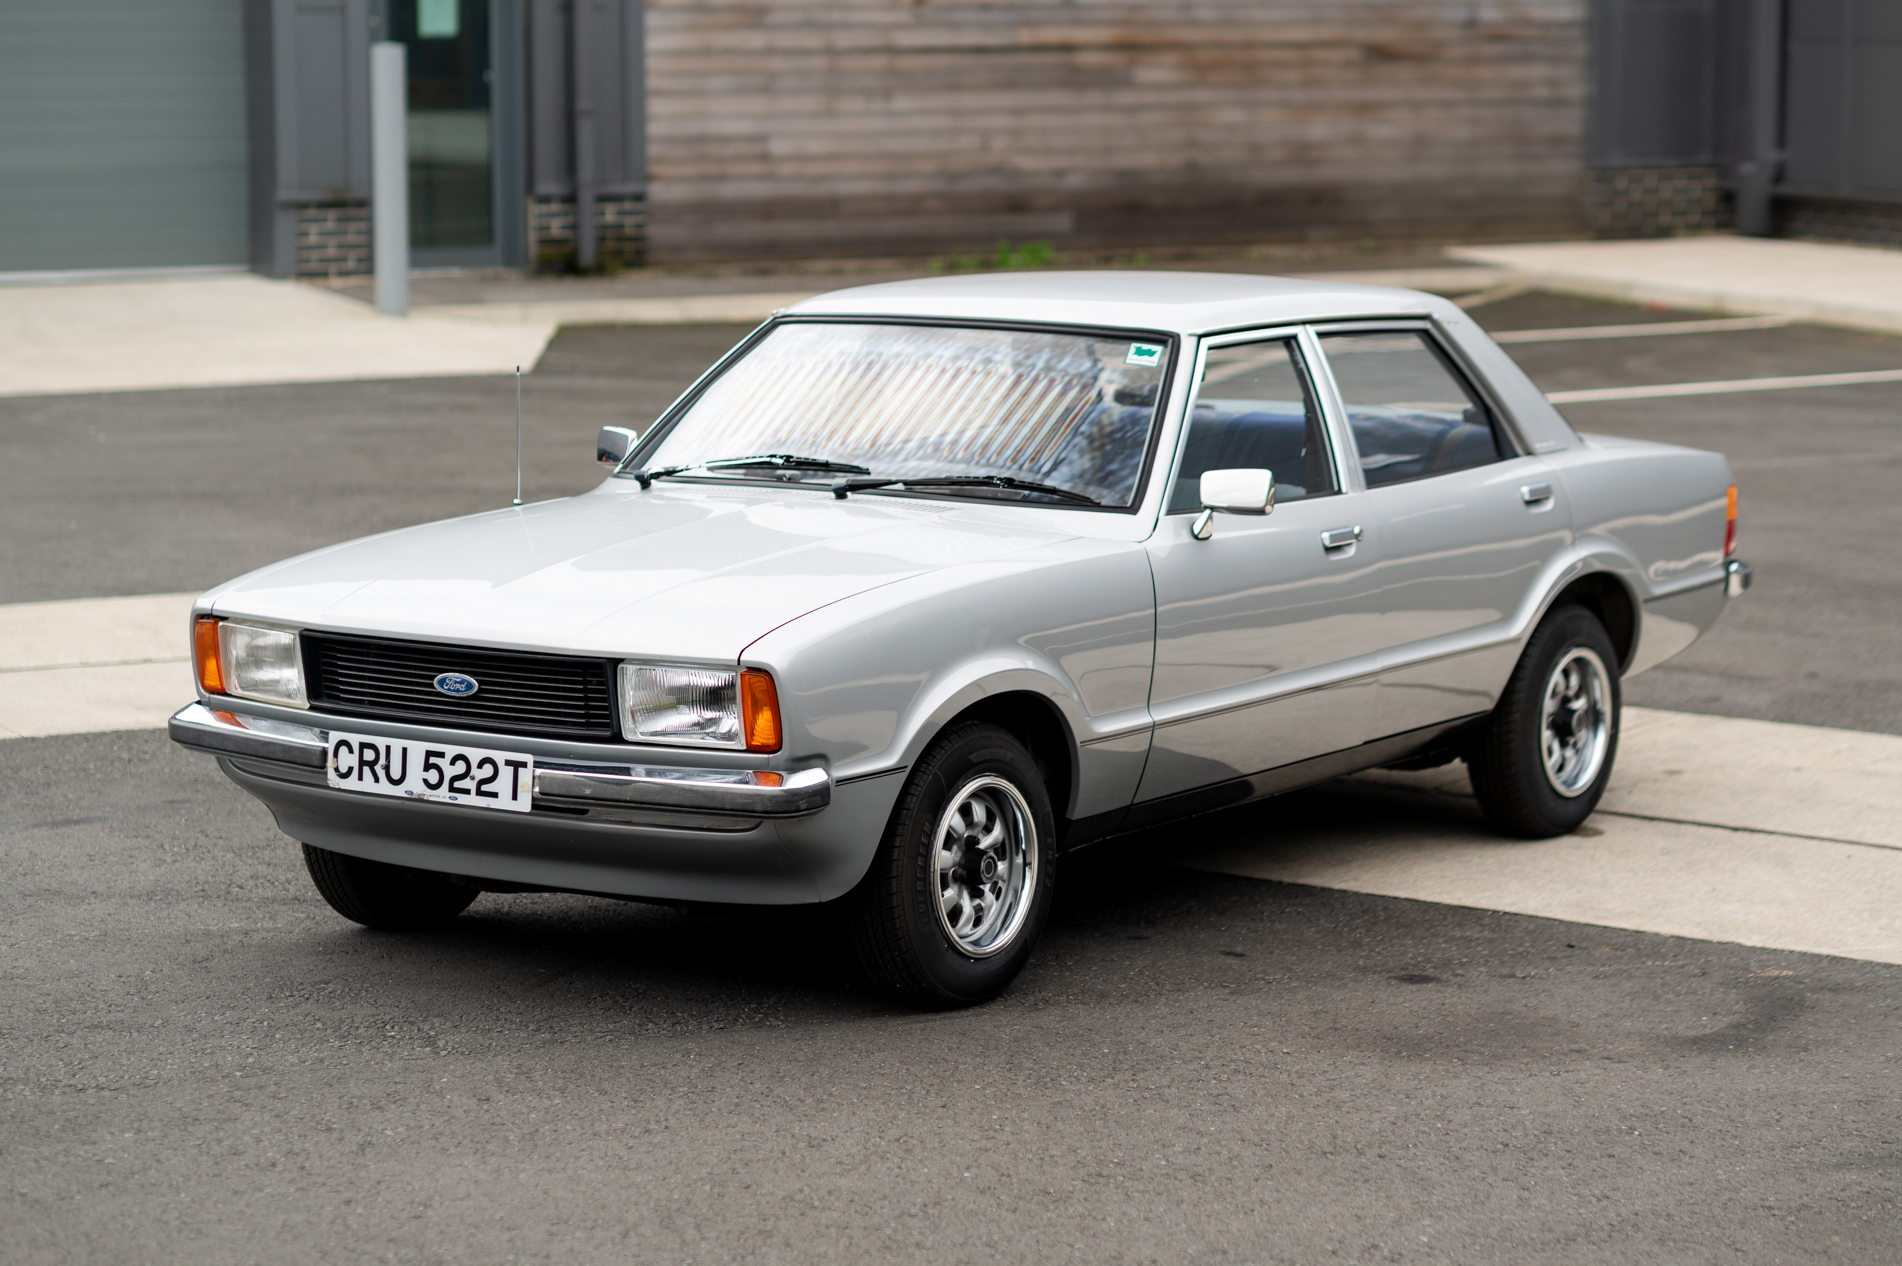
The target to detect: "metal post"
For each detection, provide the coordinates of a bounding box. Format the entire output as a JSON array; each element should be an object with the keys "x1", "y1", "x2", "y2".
[
  {"x1": 1734, "y1": 0, "x2": 1784, "y2": 238},
  {"x1": 571, "y1": 0, "x2": 598, "y2": 270},
  {"x1": 513, "y1": 366, "x2": 524, "y2": 507},
  {"x1": 370, "y1": 41, "x2": 409, "y2": 315}
]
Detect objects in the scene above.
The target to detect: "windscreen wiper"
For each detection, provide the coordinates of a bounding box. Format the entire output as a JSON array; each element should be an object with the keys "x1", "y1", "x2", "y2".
[
  {"x1": 630, "y1": 453, "x2": 872, "y2": 489},
  {"x1": 829, "y1": 475, "x2": 1100, "y2": 506}
]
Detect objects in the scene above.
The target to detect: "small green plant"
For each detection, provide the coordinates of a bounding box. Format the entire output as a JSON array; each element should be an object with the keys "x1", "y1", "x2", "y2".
[
  {"x1": 994, "y1": 239, "x2": 1055, "y2": 269},
  {"x1": 1130, "y1": 251, "x2": 1152, "y2": 267}
]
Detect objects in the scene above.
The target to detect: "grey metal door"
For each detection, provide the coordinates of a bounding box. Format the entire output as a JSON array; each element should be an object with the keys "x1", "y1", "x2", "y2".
[{"x1": 0, "y1": 0, "x2": 248, "y2": 273}]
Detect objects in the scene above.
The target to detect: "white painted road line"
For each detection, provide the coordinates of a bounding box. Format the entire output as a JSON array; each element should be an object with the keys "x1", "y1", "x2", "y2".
[
  {"x1": 1546, "y1": 367, "x2": 1902, "y2": 404},
  {"x1": 1493, "y1": 314, "x2": 1794, "y2": 343}
]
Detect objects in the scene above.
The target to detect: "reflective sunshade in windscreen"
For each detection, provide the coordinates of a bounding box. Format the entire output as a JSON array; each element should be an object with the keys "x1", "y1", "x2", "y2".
[{"x1": 641, "y1": 324, "x2": 1172, "y2": 507}]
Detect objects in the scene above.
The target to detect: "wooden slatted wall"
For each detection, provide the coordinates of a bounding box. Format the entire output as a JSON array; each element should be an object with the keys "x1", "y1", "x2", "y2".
[{"x1": 643, "y1": 0, "x2": 1589, "y2": 261}]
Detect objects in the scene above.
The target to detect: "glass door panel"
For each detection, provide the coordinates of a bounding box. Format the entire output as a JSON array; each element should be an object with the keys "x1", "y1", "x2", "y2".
[{"x1": 394, "y1": 0, "x2": 494, "y2": 258}]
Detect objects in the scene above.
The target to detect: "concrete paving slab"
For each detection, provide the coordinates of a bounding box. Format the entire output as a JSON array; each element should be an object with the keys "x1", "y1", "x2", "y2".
[
  {"x1": 0, "y1": 276, "x2": 557, "y2": 398},
  {"x1": 1448, "y1": 236, "x2": 1902, "y2": 336},
  {"x1": 424, "y1": 290, "x2": 819, "y2": 328},
  {"x1": 1364, "y1": 705, "x2": 1902, "y2": 851},
  {"x1": 0, "y1": 660, "x2": 194, "y2": 739},
  {"x1": 0, "y1": 592, "x2": 196, "y2": 671},
  {"x1": 1180, "y1": 789, "x2": 1902, "y2": 966}
]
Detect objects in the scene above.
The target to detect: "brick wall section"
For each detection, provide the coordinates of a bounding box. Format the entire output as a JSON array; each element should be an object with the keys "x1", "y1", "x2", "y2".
[
  {"x1": 530, "y1": 194, "x2": 648, "y2": 271},
  {"x1": 1584, "y1": 167, "x2": 1732, "y2": 237},
  {"x1": 295, "y1": 202, "x2": 371, "y2": 279},
  {"x1": 643, "y1": 0, "x2": 1592, "y2": 262},
  {"x1": 1777, "y1": 198, "x2": 1902, "y2": 251}
]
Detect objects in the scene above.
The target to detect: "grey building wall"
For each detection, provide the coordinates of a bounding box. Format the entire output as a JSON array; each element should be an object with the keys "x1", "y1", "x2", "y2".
[{"x1": 0, "y1": 0, "x2": 250, "y2": 274}]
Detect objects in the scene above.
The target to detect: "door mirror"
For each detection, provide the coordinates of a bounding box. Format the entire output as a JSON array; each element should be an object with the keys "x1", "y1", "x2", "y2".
[
  {"x1": 1193, "y1": 468, "x2": 1274, "y2": 539},
  {"x1": 597, "y1": 426, "x2": 638, "y2": 466}
]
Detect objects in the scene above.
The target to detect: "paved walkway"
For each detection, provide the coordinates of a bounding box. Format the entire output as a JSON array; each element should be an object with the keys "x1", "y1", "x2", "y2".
[
  {"x1": 5, "y1": 236, "x2": 1897, "y2": 396},
  {"x1": 3, "y1": 592, "x2": 1899, "y2": 968},
  {"x1": 1451, "y1": 235, "x2": 1902, "y2": 336}
]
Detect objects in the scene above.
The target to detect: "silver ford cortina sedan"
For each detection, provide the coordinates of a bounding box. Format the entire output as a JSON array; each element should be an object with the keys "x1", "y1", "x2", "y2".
[{"x1": 170, "y1": 271, "x2": 1750, "y2": 1005}]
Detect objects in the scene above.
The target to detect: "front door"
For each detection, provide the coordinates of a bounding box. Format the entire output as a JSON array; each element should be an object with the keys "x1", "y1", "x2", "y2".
[{"x1": 1138, "y1": 333, "x2": 1387, "y2": 803}]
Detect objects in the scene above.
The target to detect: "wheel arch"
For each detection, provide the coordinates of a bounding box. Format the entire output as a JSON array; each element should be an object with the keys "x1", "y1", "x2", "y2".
[
  {"x1": 930, "y1": 689, "x2": 1079, "y2": 828},
  {"x1": 1547, "y1": 570, "x2": 1639, "y2": 672}
]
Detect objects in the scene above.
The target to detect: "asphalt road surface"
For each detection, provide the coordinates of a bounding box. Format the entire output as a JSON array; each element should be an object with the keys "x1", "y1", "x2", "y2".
[{"x1": 3, "y1": 293, "x2": 1899, "y2": 1263}]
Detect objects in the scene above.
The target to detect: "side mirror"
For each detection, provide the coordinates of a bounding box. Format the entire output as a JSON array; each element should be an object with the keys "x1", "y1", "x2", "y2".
[
  {"x1": 1193, "y1": 468, "x2": 1274, "y2": 539},
  {"x1": 597, "y1": 425, "x2": 638, "y2": 466}
]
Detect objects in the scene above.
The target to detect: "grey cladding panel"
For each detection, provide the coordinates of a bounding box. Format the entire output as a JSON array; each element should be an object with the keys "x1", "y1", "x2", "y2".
[
  {"x1": 292, "y1": 3, "x2": 353, "y2": 192},
  {"x1": 280, "y1": 0, "x2": 370, "y2": 199},
  {"x1": 527, "y1": 0, "x2": 643, "y2": 195},
  {"x1": 1782, "y1": 0, "x2": 1902, "y2": 195},
  {"x1": 1848, "y1": 47, "x2": 1902, "y2": 191},
  {"x1": 1587, "y1": 0, "x2": 1718, "y2": 167},
  {"x1": 0, "y1": 0, "x2": 249, "y2": 271}
]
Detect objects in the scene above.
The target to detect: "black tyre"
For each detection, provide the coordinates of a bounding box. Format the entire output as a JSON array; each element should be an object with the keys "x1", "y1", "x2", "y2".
[
  {"x1": 302, "y1": 843, "x2": 478, "y2": 930},
  {"x1": 1468, "y1": 603, "x2": 1621, "y2": 838},
  {"x1": 846, "y1": 722, "x2": 1056, "y2": 1007}
]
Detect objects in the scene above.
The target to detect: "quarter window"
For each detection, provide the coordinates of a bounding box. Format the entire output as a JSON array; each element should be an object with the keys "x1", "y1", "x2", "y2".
[
  {"x1": 1169, "y1": 338, "x2": 1336, "y2": 512},
  {"x1": 1319, "y1": 331, "x2": 1503, "y2": 488}
]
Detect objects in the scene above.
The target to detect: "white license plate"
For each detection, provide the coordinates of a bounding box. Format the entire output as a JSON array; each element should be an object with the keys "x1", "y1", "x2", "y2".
[{"x1": 326, "y1": 731, "x2": 534, "y2": 813}]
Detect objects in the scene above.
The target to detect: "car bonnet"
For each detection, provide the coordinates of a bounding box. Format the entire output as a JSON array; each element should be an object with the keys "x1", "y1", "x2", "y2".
[{"x1": 200, "y1": 482, "x2": 1079, "y2": 662}]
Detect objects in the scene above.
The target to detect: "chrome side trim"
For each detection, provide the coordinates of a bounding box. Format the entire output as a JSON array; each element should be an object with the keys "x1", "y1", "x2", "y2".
[
  {"x1": 534, "y1": 765, "x2": 831, "y2": 817},
  {"x1": 169, "y1": 702, "x2": 329, "y2": 767}
]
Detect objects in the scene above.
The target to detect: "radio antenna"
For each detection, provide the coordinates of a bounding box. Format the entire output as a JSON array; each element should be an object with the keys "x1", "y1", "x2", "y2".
[{"x1": 512, "y1": 366, "x2": 523, "y2": 507}]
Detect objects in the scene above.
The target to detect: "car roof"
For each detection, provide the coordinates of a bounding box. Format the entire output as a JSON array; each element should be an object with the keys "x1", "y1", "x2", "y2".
[{"x1": 781, "y1": 269, "x2": 1444, "y2": 336}]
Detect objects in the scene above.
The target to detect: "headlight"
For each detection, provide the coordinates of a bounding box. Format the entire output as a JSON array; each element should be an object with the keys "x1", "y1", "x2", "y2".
[
  {"x1": 217, "y1": 621, "x2": 307, "y2": 708},
  {"x1": 620, "y1": 663, "x2": 781, "y2": 752}
]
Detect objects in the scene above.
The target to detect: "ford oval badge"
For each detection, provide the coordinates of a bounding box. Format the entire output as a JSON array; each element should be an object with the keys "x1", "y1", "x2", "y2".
[{"x1": 433, "y1": 672, "x2": 479, "y2": 698}]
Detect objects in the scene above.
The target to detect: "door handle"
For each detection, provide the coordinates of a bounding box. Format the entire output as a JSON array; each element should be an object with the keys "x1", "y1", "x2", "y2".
[
  {"x1": 1520, "y1": 482, "x2": 1554, "y2": 504},
  {"x1": 1321, "y1": 525, "x2": 1362, "y2": 549}
]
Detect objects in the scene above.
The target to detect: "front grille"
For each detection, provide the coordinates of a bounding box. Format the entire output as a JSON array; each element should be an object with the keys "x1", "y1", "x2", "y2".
[{"x1": 303, "y1": 632, "x2": 617, "y2": 740}]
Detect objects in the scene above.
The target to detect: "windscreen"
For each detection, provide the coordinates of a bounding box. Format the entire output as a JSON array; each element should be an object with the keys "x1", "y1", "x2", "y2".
[{"x1": 636, "y1": 322, "x2": 1171, "y2": 507}]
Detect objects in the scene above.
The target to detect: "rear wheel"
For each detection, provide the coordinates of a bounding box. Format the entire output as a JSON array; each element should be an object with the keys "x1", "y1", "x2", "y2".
[
  {"x1": 846, "y1": 722, "x2": 1055, "y2": 1007},
  {"x1": 1468, "y1": 604, "x2": 1620, "y2": 838},
  {"x1": 302, "y1": 843, "x2": 478, "y2": 930}
]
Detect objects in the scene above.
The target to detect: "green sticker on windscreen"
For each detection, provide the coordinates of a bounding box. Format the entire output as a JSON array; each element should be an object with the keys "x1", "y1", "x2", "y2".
[{"x1": 1125, "y1": 343, "x2": 1163, "y2": 367}]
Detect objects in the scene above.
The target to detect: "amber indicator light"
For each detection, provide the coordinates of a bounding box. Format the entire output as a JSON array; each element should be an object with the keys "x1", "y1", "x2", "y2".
[
  {"x1": 193, "y1": 616, "x2": 225, "y2": 694},
  {"x1": 739, "y1": 669, "x2": 782, "y2": 753},
  {"x1": 1724, "y1": 484, "x2": 1738, "y2": 558}
]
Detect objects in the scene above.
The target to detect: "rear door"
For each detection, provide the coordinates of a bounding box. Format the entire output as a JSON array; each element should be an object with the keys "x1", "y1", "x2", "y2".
[
  {"x1": 1138, "y1": 330, "x2": 1386, "y2": 802},
  {"x1": 1311, "y1": 326, "x2": 1570, "y2": 737}
]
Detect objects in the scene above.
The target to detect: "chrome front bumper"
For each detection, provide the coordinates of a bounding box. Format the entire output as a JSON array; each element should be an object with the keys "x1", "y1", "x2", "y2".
[{"x1": 167, "y1": 702, "x2": 831, "y2": 818}]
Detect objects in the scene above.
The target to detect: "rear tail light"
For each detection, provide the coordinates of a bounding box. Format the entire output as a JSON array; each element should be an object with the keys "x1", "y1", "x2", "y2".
[
  {"x1": 1724, "y1": 484, "x2": 1738, "y2": 558},
  {"x1": 194, "y1": 616, "x2": 225, "y2": 694}
]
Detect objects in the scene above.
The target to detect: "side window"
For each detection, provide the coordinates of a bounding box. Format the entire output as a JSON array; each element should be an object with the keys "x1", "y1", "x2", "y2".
[
  {"x1": 1318, "y1": 331, "x2": 1504, "y2": 489},
  {"x1": 1169, "y1": 338, "x2": 1337, "y2": 512}
]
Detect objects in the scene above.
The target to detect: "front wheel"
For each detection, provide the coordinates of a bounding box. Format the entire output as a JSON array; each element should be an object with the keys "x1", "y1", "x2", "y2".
[
  {"x1": 302, "y1": 843, "x2": 478, "y2": 930},
  {"x1": 846, "y1": 722, "x2": 1056, "y2": 1007},
  {"x1": 1467, "y1": 604, "x2": 1621, "y2": 838}
]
